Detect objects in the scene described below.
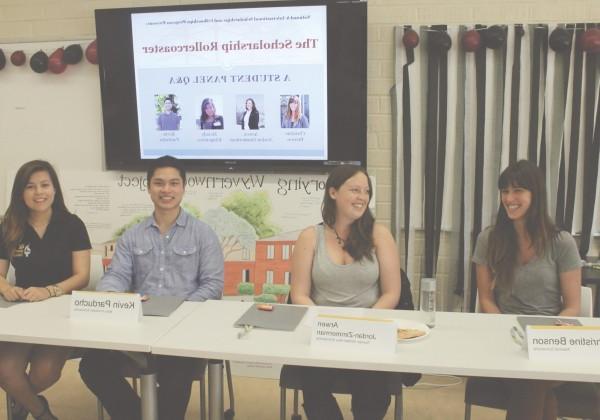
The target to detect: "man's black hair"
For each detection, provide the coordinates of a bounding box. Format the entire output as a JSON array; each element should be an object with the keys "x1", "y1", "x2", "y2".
[{"x1": 146, "y1": 155, "x2": 186, "y2": 184}]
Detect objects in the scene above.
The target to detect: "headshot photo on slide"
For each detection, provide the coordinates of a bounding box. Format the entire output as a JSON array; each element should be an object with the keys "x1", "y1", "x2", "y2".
[
  {"x1": 155, "y1": 94, "x2": 181, "y2": 131},
  {"x1": 237, "y1": 95, "x2": 262, "y2": 130},
  {"x1": 196, "y1": 97, "x2": 224, "y2": 130},
  {"x1": 280, "y1": 94, "x2": 310, "y2": 129}
]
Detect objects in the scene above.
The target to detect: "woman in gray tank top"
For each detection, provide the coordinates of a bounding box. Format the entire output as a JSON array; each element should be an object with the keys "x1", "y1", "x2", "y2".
[
  {"x1": 473, "y1": 160, "x2": 581, "y2": 420},
  {"x1": 290, "y1": 165, "x2": 402, "y2": 420}
]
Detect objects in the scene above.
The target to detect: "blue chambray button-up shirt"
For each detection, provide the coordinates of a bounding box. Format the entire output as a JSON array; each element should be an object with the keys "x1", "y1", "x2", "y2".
[{"x1": 97, "y1": 210, "x2": 224, "y2": 301}]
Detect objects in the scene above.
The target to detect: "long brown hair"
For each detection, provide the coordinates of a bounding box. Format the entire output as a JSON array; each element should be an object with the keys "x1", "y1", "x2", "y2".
[
  {"x1": 1, "y1": 160, "x2": 69, "y2": 257},
  {"x1": 487, "y1": 160, "x2": 558, "y2": 289},
  {"x1": 322, "y1": 165, "x2": 375, "y2": 261},
  {"x1": 285, "y1": 95, "x2": 302, "y2": 122}
]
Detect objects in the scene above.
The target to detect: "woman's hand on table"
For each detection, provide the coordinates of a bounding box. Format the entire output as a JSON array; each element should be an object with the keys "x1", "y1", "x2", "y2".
[
  {"x1": 1, "y1": 286, "x2": 25, "y2": 302},
  {"x1": 22, "y1": 287, "x2": 51, "y2": 302}
]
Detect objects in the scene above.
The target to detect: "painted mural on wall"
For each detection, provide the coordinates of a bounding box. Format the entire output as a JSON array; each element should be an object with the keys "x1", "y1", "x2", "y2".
[
  {"x1": 1, "y1": 169, "x2": 353, "y2": 298},
  {"x1": 4, "y1": 169, "x2": 376, "y2": 297}
]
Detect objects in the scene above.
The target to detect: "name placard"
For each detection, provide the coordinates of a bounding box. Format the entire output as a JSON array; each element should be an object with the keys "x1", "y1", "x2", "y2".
[
  {"x1": 70, "y1": 291, "x2": 142, "y2": 323},
  {"x1": 310, "y1": 314, "x2": 396, "y2": 354},
  {"x1": 527, "y1": 325, "x2": 600, "y2": 361}
]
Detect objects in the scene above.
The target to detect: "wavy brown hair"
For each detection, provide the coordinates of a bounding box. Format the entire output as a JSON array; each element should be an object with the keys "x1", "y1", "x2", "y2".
[
  {"x1": 487, "y1": 160, "x2": 559, "y2": 289},
  {"x1": 285, "y1": 95, "x2": 302, "y2": 122},
  {"x1": 1, "y1": 160, "x2": 69, "y2": 257},
  {"x1": 322, "y1": 165, "x2": 374, "y2": 261}
]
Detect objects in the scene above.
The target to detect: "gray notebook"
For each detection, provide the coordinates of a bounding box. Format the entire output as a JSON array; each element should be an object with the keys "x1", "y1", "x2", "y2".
[
  {"x1": 142, "y1": 295, "x2": 185, "y2": 317},
  {"x1": 517, "y1": 315, "x2": 582, "y2": 331},
  {"x1": 234, "y1": 304, "x2": 308, "y2": 331}
]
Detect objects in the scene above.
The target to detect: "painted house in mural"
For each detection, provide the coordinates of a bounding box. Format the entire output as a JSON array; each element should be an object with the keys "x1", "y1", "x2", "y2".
[{"x1": 223, "y1": 230, "x2": 299, "y2": 296}]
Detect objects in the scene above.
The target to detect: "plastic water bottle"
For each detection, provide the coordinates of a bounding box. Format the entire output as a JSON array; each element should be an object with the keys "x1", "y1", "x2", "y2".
[{"x1": 419, "y1": 278, "x2": 436, "y2": 328}]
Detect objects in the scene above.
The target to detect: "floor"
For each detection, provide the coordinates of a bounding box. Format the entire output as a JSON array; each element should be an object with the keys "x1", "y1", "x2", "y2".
[{"x1": 0, "y1": 360, "x2": 508, "y2": 420}]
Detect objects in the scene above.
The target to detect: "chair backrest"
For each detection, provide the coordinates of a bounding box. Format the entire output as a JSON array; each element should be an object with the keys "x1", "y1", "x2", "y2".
[
  {"x1": 86, "y1": 254, "x2": 105, "y2": 291},
  {"x1": 397, "y1": 269, "x2": 415, "y2": 310},
  {"x1": 580, "y1": 286, "x2": 593, "y2": 317},
  {"x1": 6, "y1": 264, "x2": 15, "y2": 285},
  {"x1": 474, "y1": 286, "x2": 592, "y2": 317}
]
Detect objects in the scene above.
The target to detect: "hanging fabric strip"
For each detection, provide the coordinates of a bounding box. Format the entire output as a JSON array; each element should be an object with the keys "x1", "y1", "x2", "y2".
[
  {"x1": 528, "y1": 25, "x2": 543, "y2": 162},
  {"x1": 391, "y1": 26, "x2": 406, "y2": 257},
  {"x1": 564, "y1": 24, "x2": 585, "y2": 232},
  {"x1": 556, "y1": 146, "x2": 566, "y2": 226},
  {"x1": 556, "y1": 24, "x2": 577, "y2": 227},
  {"x1": 481, "y1": 28, "x2": 507, "y2": 230},
  {"x1": 500, "y1": 25, "x2": 516, "y2": 169},
  {"x1": 545, "y1": 24, "x2": 570, "y2": 217},
  {"x1": 406, "y1": 28, "x2": 426, "y2": 281},
  {"x1": 538, "y1": 25, "x2": 549, "y2": 171},
  {"x1": 424, "y1": 27, "x2": 441, "y2": 278},
  {"x1": 470, "y1": 24, "x2": 487, "y2": 311},
  {"x1": 509, "y1": 25, "x2": 524, "y2": 163},
  {"x1": 434, "y1": 27, "x2": 449, "y2": 270},
  {"x1": 461, "y1": 33, "x2": 478, "y2": 310},
  {"x1": 457, "y1": 160, "x2": 466, "y2": 297},
  {"x1": 579, "y1": 32, "x2": 599, "y2": 257},
  {"x1": 403, "y1": 33, "x2": 415, "y2": 265},
  {"x1": 442, "y1": 27, "x2": 464, "y2": 307}
]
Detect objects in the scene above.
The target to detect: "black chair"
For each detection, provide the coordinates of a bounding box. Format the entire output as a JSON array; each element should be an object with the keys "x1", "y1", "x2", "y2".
[
  {"x1": 464, "y1": 378, "x2": 600, "y2": 420},
  {"x1": 95, "y1": 358, "x2": 236, "y2": 420},
  {"x1": 279, "y1": 269, "x2": 421, "y2": 420}
]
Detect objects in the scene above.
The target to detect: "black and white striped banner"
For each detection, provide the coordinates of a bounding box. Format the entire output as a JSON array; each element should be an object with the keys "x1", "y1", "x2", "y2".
[{"x1": 392, "y1": 23, "x2": 600, "y2": 311}]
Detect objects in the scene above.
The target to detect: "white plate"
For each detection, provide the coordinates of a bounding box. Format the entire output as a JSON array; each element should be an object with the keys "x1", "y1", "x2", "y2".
[{"x1": 395, "y1": 319, "x2": 430, "y2": 342}]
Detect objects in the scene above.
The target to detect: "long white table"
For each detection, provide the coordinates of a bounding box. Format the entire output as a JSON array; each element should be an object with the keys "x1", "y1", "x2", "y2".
[
  {"x1": 2, "y1": 298, "x2": 600, "y2": 420},
  {"x1": 153, "y1": 300, "x2": 600, "y2": 420},
  {"x1": 0, "y1": 296, "x2": 197, "y2": 420}
]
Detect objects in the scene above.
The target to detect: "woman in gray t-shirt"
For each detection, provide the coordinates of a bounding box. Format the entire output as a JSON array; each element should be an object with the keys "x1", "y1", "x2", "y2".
[
  {"x1": 473, "y1": 160, "x2": 581, "y2": 420},
  {"x1": 291, "y1": 165, "x2": 401, "y2": 420}
]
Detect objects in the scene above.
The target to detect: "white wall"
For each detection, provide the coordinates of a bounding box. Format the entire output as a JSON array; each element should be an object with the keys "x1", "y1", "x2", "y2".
[{"x1": 0, "y1": 39, "x2": 103, "y2": 206}]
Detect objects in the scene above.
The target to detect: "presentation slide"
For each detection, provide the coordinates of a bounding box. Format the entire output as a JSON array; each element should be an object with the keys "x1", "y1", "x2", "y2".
[{"x1": 131, "y1": 5, "x2": 328, "y2": 161}]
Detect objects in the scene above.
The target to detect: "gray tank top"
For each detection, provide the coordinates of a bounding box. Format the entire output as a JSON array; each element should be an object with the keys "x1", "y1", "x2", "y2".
[{"x1": 310, "y1": 224, "x2": 380, "y2": 308}]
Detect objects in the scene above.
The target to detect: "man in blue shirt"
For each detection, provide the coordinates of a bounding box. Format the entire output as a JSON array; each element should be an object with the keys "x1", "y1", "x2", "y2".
[{"x1": 79, "y1": 156, "x2": 224, "y2": 420}]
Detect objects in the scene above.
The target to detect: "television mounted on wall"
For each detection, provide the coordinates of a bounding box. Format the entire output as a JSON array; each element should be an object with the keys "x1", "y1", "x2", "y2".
[{"x1": 95, "y1": 0, "x2": 367, "y2": 172}]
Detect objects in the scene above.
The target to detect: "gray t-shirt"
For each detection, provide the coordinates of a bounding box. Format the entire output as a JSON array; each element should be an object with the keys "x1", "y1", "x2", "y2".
[
  {"x1": 472, "y1": 228, "x2": 581, "y2": 315},
  {"x1": 310, "y1": 224, "x2": 380, "y2": 308}
]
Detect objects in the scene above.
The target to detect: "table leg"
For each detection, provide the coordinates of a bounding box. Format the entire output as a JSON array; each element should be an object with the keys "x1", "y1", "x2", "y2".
[
  {"x1": 124, "y1": 352, "x2": 158, "y2": 420},
  {"x1": 208, "y1": 359, "x2": 224, "y2": 420},
  {"x1": 140, "y1": 372, "x2": 159, "y2": 420}
]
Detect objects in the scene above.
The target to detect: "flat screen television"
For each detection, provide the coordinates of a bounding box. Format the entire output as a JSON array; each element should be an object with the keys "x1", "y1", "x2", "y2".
[{"x1": 95, "y1": 0, "x2": 366, "y2": 172}]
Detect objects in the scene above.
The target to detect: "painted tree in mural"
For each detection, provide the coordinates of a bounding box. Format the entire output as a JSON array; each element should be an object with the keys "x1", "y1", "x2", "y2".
[
  {"x1": 203, "y1": 207, "x2": 257, "y2": 258},
  {"x1": 221, "y1": 191, "x2": 279, "y2": 238}
]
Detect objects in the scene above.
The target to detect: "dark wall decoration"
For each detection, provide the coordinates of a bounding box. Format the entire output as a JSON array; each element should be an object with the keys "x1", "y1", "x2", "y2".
[{"x1": 392, "y1": 24, "x2": 600, "y2": 311}]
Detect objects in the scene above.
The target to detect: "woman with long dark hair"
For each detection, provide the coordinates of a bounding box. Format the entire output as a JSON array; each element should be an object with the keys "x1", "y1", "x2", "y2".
[
  {"x1": 196, "y1": 97, "x2": 224, "y2": 130},
  {"x1": 0, "y1": 160, "x2": 91, "y2": 420},
  {"x1": 241, "y1": 98, "x2": 259, "y2": 130},
  {"x1": 473, "y1": 160, "x2": 581, "y2": 420},
  {"x1": 291, "y1": 165, "x2": 401, "y2": 420}
]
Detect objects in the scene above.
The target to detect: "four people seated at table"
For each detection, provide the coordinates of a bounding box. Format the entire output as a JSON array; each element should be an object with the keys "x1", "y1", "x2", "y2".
[
  {"x1": 78, "y1": 156, "x2": 224, "y2": 420},
  {"x1": 0, "y1": 160, "x2": 92, "y2": 420},
  {"x1": 290, "y1": 165, "x2": 401, "y2": 420},
  {"x1": 473, "y1": 160, "x2": 582, "y2": 420},
  {"x1": 0, "y1": 157, "x2": 588, "y2": 420}
]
